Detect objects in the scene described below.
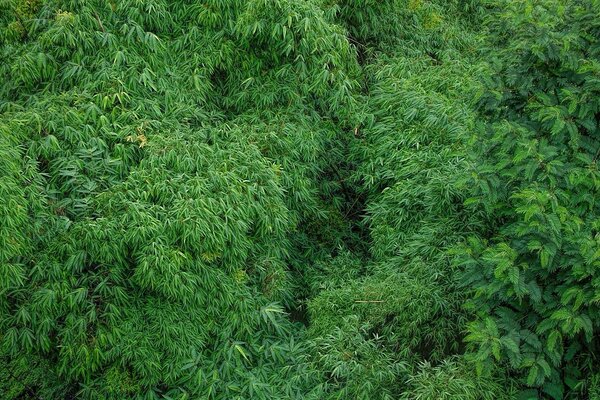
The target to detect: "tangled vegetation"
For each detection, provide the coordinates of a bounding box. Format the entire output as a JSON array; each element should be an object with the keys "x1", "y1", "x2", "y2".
[{"x1": 0, "y1": 0, "x2": 599, "y2": 399}]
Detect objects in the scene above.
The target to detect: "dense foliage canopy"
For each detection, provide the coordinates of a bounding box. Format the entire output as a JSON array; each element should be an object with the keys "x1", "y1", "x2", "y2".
[{"x1": 0, "y1": 0, "x2": 599, "y2": 399}]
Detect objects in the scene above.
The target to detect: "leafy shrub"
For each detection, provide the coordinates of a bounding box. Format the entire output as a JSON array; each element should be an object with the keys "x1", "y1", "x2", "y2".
[
  {"x1": 457, "y1": 0, "x2": 600, "y2": 397},
  {"x1": 401, "y1": 357, "x2": 515, "y2": 400},
  {"x1": 0, "y1": 0, "x2": 357, "y2": 398},
  {"x1": 2, "y1": 0, "x2": 599, "y2": 399}
]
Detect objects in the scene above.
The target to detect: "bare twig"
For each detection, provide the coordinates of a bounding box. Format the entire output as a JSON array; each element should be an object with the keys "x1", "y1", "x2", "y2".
[{"x1": 94, "y1": 12, "x2": 105, "y2": 32}]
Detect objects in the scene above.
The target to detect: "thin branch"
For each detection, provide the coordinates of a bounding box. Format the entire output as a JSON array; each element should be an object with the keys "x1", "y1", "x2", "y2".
[{"x1": 94, "y1": 12, "x2": 106, "y2": 32}]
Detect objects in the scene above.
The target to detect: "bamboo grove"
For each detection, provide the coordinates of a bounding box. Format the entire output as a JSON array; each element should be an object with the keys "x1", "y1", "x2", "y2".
[{"x1": 1, "y1": 0, "x2": 599, "y2": 399}]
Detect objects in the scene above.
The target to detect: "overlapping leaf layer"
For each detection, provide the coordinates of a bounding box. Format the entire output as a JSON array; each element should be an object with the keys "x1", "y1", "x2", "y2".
[{"x1": 1, "y1": 0, "x2": 599, "y2": 399}]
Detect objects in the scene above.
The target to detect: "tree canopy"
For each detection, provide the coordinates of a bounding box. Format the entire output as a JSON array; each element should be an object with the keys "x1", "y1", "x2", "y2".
[{"x1": 1, "y1": 0, "x2": 599, "y2": 399}]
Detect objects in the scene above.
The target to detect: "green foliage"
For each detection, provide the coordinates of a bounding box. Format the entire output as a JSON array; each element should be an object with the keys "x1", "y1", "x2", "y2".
[
  {"x1": 2, "y1": 0, "x2": 599, "y2": 399},
  {"x1": 457, "y1": 0, "x2": 600, "y2": 397},
  {"x1": 299, "y1": 1, "x2": 500, "y2": 398},
  {"x1": 0, "y1": 0, "x2": 356, "y2": 398},
  {"x1": 303, "y1": 320, "x2": 407, "y2": 400},
  {"x1": 400, "y1": 357, "x2": 515, "y2": 400},
  {"x1": 584, "y1": 373, "x2": 600, "y2": 400},
  {"x1": 0, "y1": 354, "x2": 70, "y2": 399}
]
